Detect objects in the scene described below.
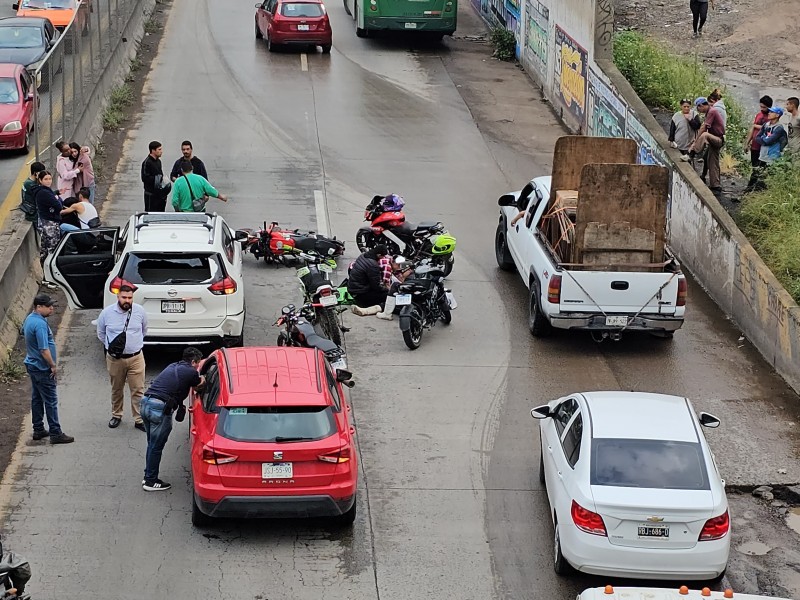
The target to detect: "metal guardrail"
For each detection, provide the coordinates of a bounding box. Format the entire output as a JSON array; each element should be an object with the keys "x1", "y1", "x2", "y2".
[{"x1": 31, "y1": 0, "x2": 142, "y2": 169}]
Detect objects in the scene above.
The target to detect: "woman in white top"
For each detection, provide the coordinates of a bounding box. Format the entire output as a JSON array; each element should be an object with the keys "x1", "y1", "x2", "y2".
[{"x1": 59, "y1": 187, "x2": 99, "y2": 232}]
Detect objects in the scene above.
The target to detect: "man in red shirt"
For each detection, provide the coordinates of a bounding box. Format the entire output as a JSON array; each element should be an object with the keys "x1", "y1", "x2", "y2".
[
  {"x1": 681, "y1": 97, "x2": 726, "y2": 193},
  {"x1": 743, "y1": 95, "x2": 773, "y2": 192}
]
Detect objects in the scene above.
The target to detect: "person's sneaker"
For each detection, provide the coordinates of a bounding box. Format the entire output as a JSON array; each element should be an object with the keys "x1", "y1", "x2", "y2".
[
  {"x1": 142, "y1": 479, "x2": 171, "y2": 492},
  {"x1": 50, "y1": 433, "x2": 75, "y2": 444},
  {"x1": 33, "y1": 429, "x2": 49, "y2": 441},
  {"x1": 679, "y1": 154, "x2": 692, "y2": 162},
  {"x1": 134, "y1": 422, "x2": 146, "y2": 432},
  {"x1": 108, "y1": 417, "x2": 122, "y2": 428}
]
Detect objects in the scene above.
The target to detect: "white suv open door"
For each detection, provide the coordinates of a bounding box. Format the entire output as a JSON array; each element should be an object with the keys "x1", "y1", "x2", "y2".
[{"x1": 43, "y1": 227, "x2": 120, "y2": 309}]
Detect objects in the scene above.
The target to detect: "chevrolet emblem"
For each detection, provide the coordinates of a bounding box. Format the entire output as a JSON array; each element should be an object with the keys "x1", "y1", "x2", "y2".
[
  {"x1": 273, "y1": 451, "x2": 283, "y2": 460},
  {"x1": 647, "y1": 516, "x2": 664, "y2": 522}
]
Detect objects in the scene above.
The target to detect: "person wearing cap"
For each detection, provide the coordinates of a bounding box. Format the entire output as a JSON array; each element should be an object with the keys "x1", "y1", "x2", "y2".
[
  {"x1": 755, "y1": 107, "x2": 788, "y2": 166},
  {"x1": 347, "y1": 245, "x2": 389, "y2": 314},
  {"x1": 744, "y1": 96, "x2": 774, "y2": 192},
  {"x1": 22, "y1": 294, "x2": 74, "y2": 444},
  {"x1": 668, "y1": 99, "x2": 701, "y2": 154},
  {"x1": 681, "y1": 96, "x2": 725, "y2": 193}
]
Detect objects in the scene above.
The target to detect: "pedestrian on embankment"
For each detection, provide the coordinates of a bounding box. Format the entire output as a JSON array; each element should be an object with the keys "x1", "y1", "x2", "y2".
[
  {"x1": 783, "y1": 96, "x2": 799, "y2": 154},
  {"x1": 682, "y1": 96, "x2": 725, "y2": 194},
  {"x1": 22, "y1": 293, "x2": 74, "y2": 444},
  {"x1": 690, "y1": 0, "x2": 714, "y2": 37},
  {"x1": 96, "y1": 284, "x2": 147, "y2": 432},
  {"x1": 668, "y1": 99, "x2": 701, "y2": 154},
  {"x1": 19, "y1": 161, "x2": 45, "y2": 225},
  {"x1": 33, "y1": 170, "x2": 63, "y2": 267},
  {"x1": 744, "y1": 95, "x2": 773, "y2": 192}
]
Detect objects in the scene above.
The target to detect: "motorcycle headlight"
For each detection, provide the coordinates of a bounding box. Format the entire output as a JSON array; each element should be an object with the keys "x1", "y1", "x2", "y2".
[{"x1": 2, "y1": 121, "x2": 22, "y2": 132}]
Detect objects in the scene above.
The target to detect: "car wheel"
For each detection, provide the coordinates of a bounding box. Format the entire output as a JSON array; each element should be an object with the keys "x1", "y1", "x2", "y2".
[
  {"x1": 495, "y1": 222, "x2": 515, "y2": 271},
  {"x1": 321, "y1": 44, "x2": 332, "y2": 54},
  {"x1": 20, "y1": 128, "x2": 30, "y2": 154},
  {"x1": 191, "y1": 494, "x2": 213, "y2": 527},
  {"x1": 255, "y1": 20, "x2": 263, "y2": 38},
  {"x1": 332, "y1": 497, "x2": 357, "y2": 527},
  {"x1": 538, "y1": 446, "x2": 545, "y2": 485},
  {"x1": 528, "y1": 284, "x2": 552, "y2": 337},
  {"x1": 267, "y1": 32, "x2": 277, "y2": 52},
  {"x1": 553, "y1": 522, "x2": 572, "y2": 575}
]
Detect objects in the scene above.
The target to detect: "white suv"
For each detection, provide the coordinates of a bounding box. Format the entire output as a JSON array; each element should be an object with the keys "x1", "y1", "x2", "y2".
[{"x1": 45, "y1": 212, "x2": 246, "y2": 348}]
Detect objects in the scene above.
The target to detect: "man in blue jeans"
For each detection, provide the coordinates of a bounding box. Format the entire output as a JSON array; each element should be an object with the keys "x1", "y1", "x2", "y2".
[
  {"x1": 141, "y1": 347, "x2": 204, "y2": 491},
  {"x1": 22, "y1": 294, "x2": 74, "y2": 444}
]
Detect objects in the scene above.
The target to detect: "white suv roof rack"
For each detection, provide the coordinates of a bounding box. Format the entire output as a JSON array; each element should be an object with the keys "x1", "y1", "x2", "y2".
[{"x1": 132, "y1": 211, "x2": 218, "y2": 245}]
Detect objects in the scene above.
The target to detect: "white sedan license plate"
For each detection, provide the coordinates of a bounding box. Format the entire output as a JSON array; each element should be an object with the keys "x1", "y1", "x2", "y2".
[
  {"x1": 298, "y1": 24, "x2": 310, "y2": 30},
  {"x1": 605, "y1": 315, "x2": 628, "y2": 327},
  {"x1": 319, "y1": 294, "x2": 338, "y2": 307},
  {"x1": 395, "y1": 294, "x2": 412, "y2": 306},
  {"x1": 638, "y1": 525, "x2": 669, "y2": 538},
  {"x1": 161, "y1": 300, "x2": 185, "y2": 313},
  {"x1": 404, "y1": 21, "x2": 417, "y2": 28},
  {"x1": 262, "y1": 462, "x2": 293, "y2": 478}
]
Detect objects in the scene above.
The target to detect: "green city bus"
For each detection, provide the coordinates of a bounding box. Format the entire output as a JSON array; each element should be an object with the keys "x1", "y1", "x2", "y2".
[{"x1": 343, "y1": 0, "x2": 457, "y2": 38}]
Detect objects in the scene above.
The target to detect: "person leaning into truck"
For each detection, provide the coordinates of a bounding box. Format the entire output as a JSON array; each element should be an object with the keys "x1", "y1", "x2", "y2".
[{"x1": 681, "y1": 97, "x2": 725, "y2": 194}]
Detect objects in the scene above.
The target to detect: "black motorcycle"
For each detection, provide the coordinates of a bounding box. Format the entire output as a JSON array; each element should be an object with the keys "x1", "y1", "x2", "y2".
[
  {"x1": 296, "y1": 257, "x2": 345, "y2": 347},
  {"x1": 274, "y1": 304, "x2": 354, "y2": 387},
  {"x1": 397, "y1": 260, "x2": 457, "y2": 350},
  {"x1": 0, "y1": 537, "x2": 31, "y2": 600}
]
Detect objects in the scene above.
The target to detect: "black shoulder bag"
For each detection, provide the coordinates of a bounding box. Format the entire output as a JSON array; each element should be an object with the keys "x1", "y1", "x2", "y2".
[{"x1": 107, "y1": 310, "x2": 132, "y2": 359}]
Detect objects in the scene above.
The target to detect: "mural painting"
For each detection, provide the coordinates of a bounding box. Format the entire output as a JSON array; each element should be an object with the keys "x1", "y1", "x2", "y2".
[
  {"x1": 553, "y1": 26, "x2": 587, "y2": 125},
  {"x1": 626, "y1": 112, "x2": 667, "y2": 167},
  {"x1": 587, "y1": 68, "x2": 626, "y2": 138},
  {"x1": 524, "y1": 0, "x2": 548, "y2": 78}
]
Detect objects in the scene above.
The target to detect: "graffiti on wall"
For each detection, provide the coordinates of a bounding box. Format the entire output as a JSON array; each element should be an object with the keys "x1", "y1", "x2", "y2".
[
  {"x1": 625, "y1": 112, "x2": 667, "y2": 167},
  {"x1": 504, "y1": 5, "x2": 521, "y2": 59},
  {"x1": 594, "y1": 0, "x2": 614, "y2": 58},
  {"x1": 587, "y1": 68, "x2": 626, "y2": 138},
  {"x1": 490, "y1": 0, "x2": 505, "y2": 24},
  {"x1": 554, "y1": 26, "x2": 587, "y2": 125},
  {"x1": 524, "y1": 0, "x2": 548, "y2": 78}
]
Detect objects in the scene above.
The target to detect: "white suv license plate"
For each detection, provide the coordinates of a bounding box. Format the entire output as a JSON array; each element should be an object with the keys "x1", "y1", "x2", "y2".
[
  {"x1": 395, "y1": 294, "x2": 412, "y2": 306},
  {"x1": 262, "y1": 462, "x2": 293, "y2": 479},
  {"x1": 638, "y1": 525, "x2": 669, "y2": 538},
  {"x1": 605, "y1": 315, "x2": 628, "y2": 327},
  {"x1": 319, "y1": 294, "x2": 338, "y2": 307},
  {"x1": 161, "y1": 300, "x2": 186, "y2": 313}
]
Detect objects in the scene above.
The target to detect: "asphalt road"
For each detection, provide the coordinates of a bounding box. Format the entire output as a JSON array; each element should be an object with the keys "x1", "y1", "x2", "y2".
[{"x1": 4, "y1": 0, "x2": 800, "y2": 598}]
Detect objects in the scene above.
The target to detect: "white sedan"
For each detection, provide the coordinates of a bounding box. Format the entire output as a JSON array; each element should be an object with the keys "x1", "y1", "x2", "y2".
[{"x1": 531, "y1": 391, "x2": 730, "y2": 581}]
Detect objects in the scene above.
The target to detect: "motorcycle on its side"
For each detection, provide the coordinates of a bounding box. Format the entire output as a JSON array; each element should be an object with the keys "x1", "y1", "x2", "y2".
[
  {"x1": 396, "y1": 259, "x2": 457, "y2": 350},
  {"x1": 237, "y1": 222, "x2": 345, "y2": 266},
  {"x1": 296, "y1": 256, "x2": 345, "y2": 347},
  {"x1": 274, "y1": 304, "x2": 354, "y2": 387}
]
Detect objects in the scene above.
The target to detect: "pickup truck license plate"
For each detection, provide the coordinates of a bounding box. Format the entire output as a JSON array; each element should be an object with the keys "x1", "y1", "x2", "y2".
[
  {"x1": 161, "y1": 300, "x2": 185, "y2": 313},
  {"x1": 297, "y1": 24, "x2": 310, "y2": 30},
  {"x1": 605, "y1": 315, "x2": 627, "y2": 327},
  {"x1": 395, "y1": 294, "x2": 412, "y2": 305},
  {"x1": 638, "y1": 525, "x2": 669, "y2": 538},
  {"x1": 404, "y1": 22, "x2": 417, "y2": 28},
  {"x1": 262, "y1": 463, "x2": 293, "y2": 478},
  {"x1": 319, "y1": 294, "x2": 338, "y2": 307}
]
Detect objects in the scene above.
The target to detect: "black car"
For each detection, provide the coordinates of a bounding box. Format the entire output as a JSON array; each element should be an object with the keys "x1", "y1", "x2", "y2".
[{"x1": 0, "y1": 17, "x2": 62, "y2": 90}]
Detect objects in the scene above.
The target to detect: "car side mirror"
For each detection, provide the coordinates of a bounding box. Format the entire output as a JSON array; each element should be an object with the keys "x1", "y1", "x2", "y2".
[
  {"x1": 12, "y1": 3, "x2": 19, "y2": 9},
  {"x1": 530, "y1": 405, "x2": 551, "y2": 420},
  {"x1": 698, "y1": 412, "x2": 720, "y2": 428},
  {"x1": 234, "y1": 229, "x2": 249, "y2": 241},
  {"x1": 497, "y1": 193, "x2": 517, "y2": 207}
]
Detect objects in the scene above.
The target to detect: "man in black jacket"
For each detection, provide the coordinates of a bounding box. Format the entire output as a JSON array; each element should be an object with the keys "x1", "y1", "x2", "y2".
[
  {"x1": 348, "y1": 245, "x2": 389, "y2": 311},
  {"x1": 141, "y1": 141, "x2": 168, "y2": 212}
]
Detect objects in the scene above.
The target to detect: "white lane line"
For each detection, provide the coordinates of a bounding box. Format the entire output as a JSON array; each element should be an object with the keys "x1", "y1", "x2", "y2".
[
  {"x1": 314, "y1": 189, "x2": 330, "y2": 237},
  {"x1": 301, "y1": 53, "x2": 308, "y2": 71}
]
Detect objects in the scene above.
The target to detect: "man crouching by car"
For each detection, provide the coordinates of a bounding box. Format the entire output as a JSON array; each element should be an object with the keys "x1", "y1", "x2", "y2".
[{"x1": 140, "y1": 347, "x2": 205, "y2": 492}]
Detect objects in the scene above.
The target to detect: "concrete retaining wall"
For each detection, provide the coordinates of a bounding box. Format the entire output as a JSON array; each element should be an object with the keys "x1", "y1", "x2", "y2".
[{"x1": 473, "y1": 0, "x2": 800, "y2": 393}]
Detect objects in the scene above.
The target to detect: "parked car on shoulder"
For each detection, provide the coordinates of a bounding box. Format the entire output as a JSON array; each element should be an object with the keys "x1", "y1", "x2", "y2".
[
  {"x1": 0, "y1": 16, "x2": 62, "y2": 89},
  {"x1": 0, "y1": 62, "x2": 36, "y2": 152},
  {"x1": 12, "y1": 0, "x2": 89, "y2": 36},
  {"x1": 531, "y1": 391, "x2": 729, "y2": 582},
  {"x1": 43, "y1": 211, "x2": 247, "y2": 348},
  {"x1": 255, "y1": 0, "x2": 332, "y2": 54},
  {"x1": 189, "y1": 345, "x2": 357, "y2": 527}
]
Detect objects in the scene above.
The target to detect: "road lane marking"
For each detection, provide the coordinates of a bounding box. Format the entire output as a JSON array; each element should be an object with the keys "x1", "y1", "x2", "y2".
[
  {"x1": 0, "y1": 157, "x2": 36, "y2": 232},
  {"x1": 301, "y1": 53, "x2": 308, "y2": 71},
  {"x1": 314, "y1": 189, "x2": 329, "y2": 237}
]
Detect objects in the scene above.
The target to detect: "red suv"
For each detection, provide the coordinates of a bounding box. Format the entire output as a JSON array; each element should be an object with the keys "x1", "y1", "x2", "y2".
[
  {"x1": 255, "y1": 0, "x2": 332, "y2": 53},
  {"x1": 189, "y1": 346, "x2": 357, "y2": 526}
]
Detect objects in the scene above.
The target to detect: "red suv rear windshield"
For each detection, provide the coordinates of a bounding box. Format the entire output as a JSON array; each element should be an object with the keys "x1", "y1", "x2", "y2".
[
  {"x1": 218, "y1": 406, "x2": 336, "y2": 442},
  {"x1": 280, "y1": 2, "x2": 324, "y2": 17},
  {"x1": 120, "y1": 252, "x2": 223, "y2": 285}
]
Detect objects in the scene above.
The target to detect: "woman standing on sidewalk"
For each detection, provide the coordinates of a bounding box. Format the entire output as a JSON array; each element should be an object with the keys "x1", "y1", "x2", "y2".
[{"x1": 33, "y1": 171, "x2": 63, "y2": 268}]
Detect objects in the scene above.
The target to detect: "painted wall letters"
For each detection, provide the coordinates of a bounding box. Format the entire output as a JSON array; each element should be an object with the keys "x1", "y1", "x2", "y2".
[{"x1": 554, "y1": 26, "x2": 587, "y2": 125}]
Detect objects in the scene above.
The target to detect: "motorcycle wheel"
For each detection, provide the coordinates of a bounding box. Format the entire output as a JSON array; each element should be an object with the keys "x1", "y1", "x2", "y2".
[
  {"x1": 318, "y1": 307, "x2": 343, "y2": 346},
  {"x1": 356, "y1": 229, "x2": 375, "y2": 253},
  {"x1": 277, "y1": 334, "x2": 288, "y2": 346},
  {"x1": 443, "y1": 254, "x2": 454, "y2": 277},
  {"x1": 402, "y1": 306, "x2": 424, "y2": 350},
  {"x1": 440, "y1": 306, "x2": 452, "y2": 325}
]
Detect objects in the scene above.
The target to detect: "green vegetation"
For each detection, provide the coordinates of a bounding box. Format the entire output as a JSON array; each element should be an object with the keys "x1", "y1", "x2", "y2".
[
  {"x1": 490, "y1": 27, "x2": 516, "y2": 62},
  {"x1": 102, "y1": 84, "x2": 134, "y2": 131},
  {"x1": 612, "y1": 30, "x2": 747, "y2": 170},
  {"x1": 144, "y1": 16, "x2": 161, "y2": 34},
  {"x1": 0, "y1": 350, "x2": 24, "y2": 384},
  {"x1": 736, "y1": 158, "x2": 800, "y2": 302}
]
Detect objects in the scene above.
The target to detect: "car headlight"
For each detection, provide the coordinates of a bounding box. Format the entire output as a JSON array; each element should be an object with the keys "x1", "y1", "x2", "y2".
[{"x1": 2, "y1": 121, "x2": 22, "y2": 132}]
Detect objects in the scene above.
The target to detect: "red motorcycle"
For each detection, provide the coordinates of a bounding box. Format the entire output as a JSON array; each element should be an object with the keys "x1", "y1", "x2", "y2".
[{"x1": 237, "y1": 221, "x2": 345, "y2": 266}]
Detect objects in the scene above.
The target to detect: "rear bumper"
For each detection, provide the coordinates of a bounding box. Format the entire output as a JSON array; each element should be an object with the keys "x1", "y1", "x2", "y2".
[
  {"x1": 549, "y1": 313, "x2": 684, "y2": 332},
  {"x1": 141, "y1": 311, "x2": 245, "y2": 345},
  {"x1": 271, "y1": 32, "x2": 332, "y2": 45},
  {"x1": 195, "y1": 492, "x2": 355, "y2": 519},
  {"x1": 364, "y1": 16, "x2": 455, "y2": 32}
]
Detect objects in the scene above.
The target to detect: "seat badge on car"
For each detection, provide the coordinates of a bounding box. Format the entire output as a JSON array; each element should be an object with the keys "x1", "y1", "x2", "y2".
[
  {"x1": 168, "y1": 289, "x2": 178, "y2": 297},
  {"x1": 646, "y1": 516, "x2": 664, "y2": 522},
  {"x1": 273, "y1": 451, "x2": 283, "y2": 460}
]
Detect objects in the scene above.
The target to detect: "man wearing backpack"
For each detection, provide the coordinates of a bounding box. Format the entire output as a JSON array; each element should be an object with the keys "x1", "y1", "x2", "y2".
[{"x1": 19, "y1": 161, "x2": 46, "y2": 224}]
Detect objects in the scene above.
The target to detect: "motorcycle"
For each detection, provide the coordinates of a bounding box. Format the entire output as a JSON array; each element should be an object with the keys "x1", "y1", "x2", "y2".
[
  {"x1": 355, "y1": 194, "x2": 457, "y2": 276},
  {"x1": 0, "y1": 537, "x2": 31, "y2": 600},
  {"x1": 296, "y1": 256, "x2": 345, "y2": 347},
  {"x1": 237, "y1": 222, "x2": 345, "y2": 266},
  {"x1": 396, "y1": 259, "x2": 457, "y2": 350},
  {"x1": 274, "y1": 304, "x2": 354, "y2": 387}
]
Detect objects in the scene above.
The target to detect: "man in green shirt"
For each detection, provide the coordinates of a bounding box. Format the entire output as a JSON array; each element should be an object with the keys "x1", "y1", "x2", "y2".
[{"x1": 171, "y1": 160, "x2": 228, "y2": 212}]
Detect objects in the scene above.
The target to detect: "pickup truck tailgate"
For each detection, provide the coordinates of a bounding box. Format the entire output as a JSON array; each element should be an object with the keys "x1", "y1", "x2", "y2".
[{"x1": 559, "y1": 271, "x2": 681, "y2": 315}]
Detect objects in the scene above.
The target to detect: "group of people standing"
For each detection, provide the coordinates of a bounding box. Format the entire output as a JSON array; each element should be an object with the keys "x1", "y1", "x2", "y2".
[
  {"x1": 141, "y1": 140, "x2": 228, "y2": 213},
  {"x1": 19, "y1": 141, "x2": 97, "y2": 270}
]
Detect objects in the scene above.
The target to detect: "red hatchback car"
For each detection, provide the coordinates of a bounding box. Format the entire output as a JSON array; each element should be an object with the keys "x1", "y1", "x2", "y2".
[
  {"x1": 0, "y1": 63, "x2": 35, "y2": 152},
  {"x1": 189, "y1": 346, "x2": 357, "y2": 526},
  {"x1": 254, "y1": 0, "x2": 332, "y2": 53}
]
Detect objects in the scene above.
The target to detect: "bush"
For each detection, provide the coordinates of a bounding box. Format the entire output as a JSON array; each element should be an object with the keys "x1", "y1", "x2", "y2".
[
  {"x1": 490, "y1": 26, "x2": 516, "y2": 62},
  {"x1": 613, "y1": 30, "x2": 747, "y2": 171},
  {"x1": 736, "y1": 157, "x2": 800, "y2": 302}
]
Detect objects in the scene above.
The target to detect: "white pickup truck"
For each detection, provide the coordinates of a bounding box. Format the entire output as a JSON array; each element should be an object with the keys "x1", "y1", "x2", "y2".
[{"x1": 494, "y1": 176, "x2": 687, "y2": 339}]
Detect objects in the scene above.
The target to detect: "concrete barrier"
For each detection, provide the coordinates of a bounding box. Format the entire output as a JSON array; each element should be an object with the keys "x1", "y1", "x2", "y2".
[
  {"x1": 478, "y1": 0, "x2": 800, "y2": 393},
  {"x1": 0, "y1": 0, "x2": 157, "y2": 356}
]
